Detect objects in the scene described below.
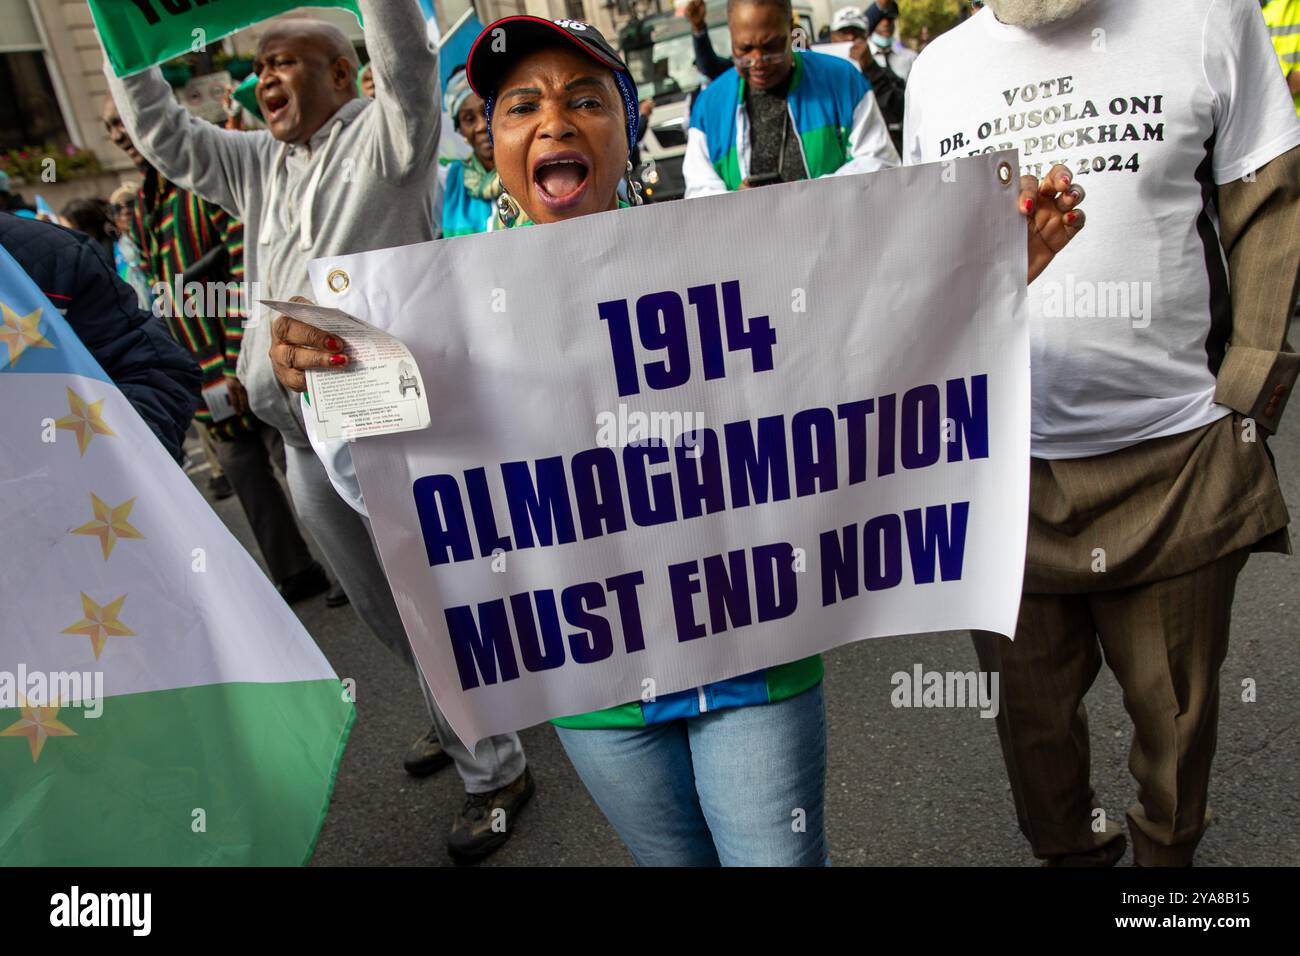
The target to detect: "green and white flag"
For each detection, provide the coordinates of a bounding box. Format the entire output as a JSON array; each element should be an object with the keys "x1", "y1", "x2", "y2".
[
  {"x1": 0, "y1": 246, "x2": 354, "y2": 865},
  {"x1": 90, "y1": 0, "x2": 362, "y2": 78}
]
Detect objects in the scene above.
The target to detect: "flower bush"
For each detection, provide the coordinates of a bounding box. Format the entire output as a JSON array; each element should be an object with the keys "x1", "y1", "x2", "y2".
[{"x1": 0, "y1": 143, "x2": 103, "y2": 185}]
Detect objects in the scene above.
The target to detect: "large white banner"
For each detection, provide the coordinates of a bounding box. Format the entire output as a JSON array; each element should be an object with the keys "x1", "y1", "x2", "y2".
[{"x1": 308, "y1": 152, "x2": 1030, "y2": 746}]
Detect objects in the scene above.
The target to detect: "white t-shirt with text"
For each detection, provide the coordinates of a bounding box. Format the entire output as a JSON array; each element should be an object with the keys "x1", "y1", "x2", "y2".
[{"x1": 904, "y1": 0, "x2": 1300, "y2": 458}]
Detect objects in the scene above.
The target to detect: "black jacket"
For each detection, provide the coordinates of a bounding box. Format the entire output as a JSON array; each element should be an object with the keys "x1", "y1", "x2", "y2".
[
  {"x1": 692, "y1": 28, "x2": 731, "y2": 82},
  {"x1": 859, "y1": 3, "x2": 907, "y2": 144},
  {"x1": 0, "y1": 212, "x2": 200, "y2": 461}
]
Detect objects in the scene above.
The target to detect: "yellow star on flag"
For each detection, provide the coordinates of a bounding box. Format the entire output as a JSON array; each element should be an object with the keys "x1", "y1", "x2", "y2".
[
  {"x1": 71, "y1": 493, "x2": 144, "y2": 560},
  {"x1": 55, "y1": 387, "x2": 116, "y2": 456},
  {"x1": 0, "y1": 699, "x2": 77, "y2": 763},
  {"x1": 0, "y1": 302, "x2": 55, "y2": 368},
  {"x1": 62, "y1": 591, "x2": 134, "y2": 659}
]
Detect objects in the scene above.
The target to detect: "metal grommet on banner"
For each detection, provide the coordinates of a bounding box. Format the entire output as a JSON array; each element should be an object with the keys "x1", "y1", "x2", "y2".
[
  {"x1": 326, "y1": 269, "x2": 350, "y2": 294},
  {"x1": 997, "y1": 161, "x2": 1013, "y2": 187}
]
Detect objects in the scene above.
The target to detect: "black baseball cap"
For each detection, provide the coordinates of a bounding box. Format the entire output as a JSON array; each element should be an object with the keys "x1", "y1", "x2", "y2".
[{"x1": 466, "y1": 16, "x2": 630, "y2": 100}]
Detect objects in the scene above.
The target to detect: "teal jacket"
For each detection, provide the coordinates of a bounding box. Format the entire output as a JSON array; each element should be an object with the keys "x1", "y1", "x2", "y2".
[{"x1": 440, "y1": 160, "x2": 496, "y2": 238}]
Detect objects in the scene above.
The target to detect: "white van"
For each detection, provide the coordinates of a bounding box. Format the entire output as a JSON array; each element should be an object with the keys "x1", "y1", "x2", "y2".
[{"x1": 622, "y1": 1, "x2": 821, "y2": 202}]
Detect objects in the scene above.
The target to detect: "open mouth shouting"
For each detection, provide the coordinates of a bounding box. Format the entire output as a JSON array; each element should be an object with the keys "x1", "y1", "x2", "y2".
[
  {"x1": 531, "y1": 150, "x2": 592, "y2": 212},
  {"x1": 261, "y1": 89, "x2": 291, "y2": 127}
]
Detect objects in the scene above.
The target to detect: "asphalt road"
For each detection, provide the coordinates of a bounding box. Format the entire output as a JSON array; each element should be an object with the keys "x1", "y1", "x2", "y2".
[{"x1": 190, "y1": 359, "x2": 1300, "y2": 868}]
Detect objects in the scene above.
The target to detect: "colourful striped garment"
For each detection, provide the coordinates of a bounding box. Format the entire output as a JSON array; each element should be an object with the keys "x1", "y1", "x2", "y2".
[{"x1": 130, "y1": 170, "x2": 253, "y2": 438}]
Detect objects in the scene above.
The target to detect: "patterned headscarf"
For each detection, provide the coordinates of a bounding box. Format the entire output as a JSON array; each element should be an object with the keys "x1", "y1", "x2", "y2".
[{"x1": 445, "y1": 68, "x2": 474, "y2": 127}]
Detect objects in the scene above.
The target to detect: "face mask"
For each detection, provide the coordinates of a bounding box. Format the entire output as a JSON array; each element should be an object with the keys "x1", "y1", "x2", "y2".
[{"x1": 871, "y1": 33, "x2": 892, "y2": 49}]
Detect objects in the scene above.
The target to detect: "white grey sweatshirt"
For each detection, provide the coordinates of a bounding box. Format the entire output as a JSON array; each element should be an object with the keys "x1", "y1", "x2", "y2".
[{"x1": 105, "y1": 0, "x2": 441, "y2": 447}]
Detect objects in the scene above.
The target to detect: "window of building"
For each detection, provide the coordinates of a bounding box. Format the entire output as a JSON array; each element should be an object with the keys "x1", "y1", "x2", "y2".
[{"x1": 0, "y1": 0, "x2": 70, "y2": 150}]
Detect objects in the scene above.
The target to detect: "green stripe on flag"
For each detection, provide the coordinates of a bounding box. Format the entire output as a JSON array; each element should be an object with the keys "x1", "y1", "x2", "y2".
[
  {"x1": 0, "y1": 679, "x2": 354, "y2": 865},
  {"x1": 90, "y1": 0, "x2": 363, "y2": 78}
]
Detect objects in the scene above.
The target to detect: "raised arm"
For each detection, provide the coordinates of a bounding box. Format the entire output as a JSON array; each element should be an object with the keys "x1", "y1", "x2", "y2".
[
  {"x1": 360, "y1": 0, "x2": 441, "y2": 181},
  {"x1": 692, "y1": 29, "x2": 732, "y2": 81},
  {"x1": 685, "y1": 0, "x2": 732, "y2": 81},
  {"x1": 103, "y1": 61, "x2": 266, "y2": 220}
]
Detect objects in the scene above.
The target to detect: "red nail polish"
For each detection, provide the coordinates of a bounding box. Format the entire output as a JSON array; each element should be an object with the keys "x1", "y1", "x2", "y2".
[
  {"x1": 1066, "y1": 212, "x2": 1079, "y2": 225},
  {"x1": 325, "y1": 337, "x2": 340, "y2": 351},
  {"x1": 1024, "y1": 198, "x2": 1035, "y2": 214},
  {"x1": 329, "y1": 353, "x2": 348, "y2": 366}
]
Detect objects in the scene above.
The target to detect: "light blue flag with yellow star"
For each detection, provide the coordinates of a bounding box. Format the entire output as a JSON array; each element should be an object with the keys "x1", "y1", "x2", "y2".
[{"x1": 0, "y1": 245, "x2": 354, "y2": 864}]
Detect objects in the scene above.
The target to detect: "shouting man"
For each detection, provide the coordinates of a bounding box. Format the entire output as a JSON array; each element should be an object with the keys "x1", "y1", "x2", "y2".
[{"x1": 101, "y1": 94, "x2": 335, "y2": 608}]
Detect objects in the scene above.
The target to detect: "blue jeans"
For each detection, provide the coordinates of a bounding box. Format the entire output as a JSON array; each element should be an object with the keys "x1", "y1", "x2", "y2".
[{"x1": 554, "y1": 683, "x2": 828, "y2": 866}]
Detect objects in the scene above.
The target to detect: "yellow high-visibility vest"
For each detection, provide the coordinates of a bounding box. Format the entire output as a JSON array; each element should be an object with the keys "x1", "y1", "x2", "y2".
[{"x1": 1263, "y1": 0, "x2": 1300, "y2": 116}]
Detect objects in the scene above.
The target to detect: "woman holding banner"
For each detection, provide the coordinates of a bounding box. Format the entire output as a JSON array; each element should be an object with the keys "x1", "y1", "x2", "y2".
[{"x1": 268, "y1": 15, "x2": 1087, "y2": 867}]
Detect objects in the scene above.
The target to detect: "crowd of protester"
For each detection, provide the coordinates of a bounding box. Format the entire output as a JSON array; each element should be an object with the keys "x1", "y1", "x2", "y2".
[{"x1": 4, "y1": 0, "x2": 1298, "y2": 866}]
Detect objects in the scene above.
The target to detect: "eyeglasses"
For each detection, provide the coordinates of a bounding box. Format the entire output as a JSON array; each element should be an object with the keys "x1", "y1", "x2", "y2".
[
  {"x1": 732, "y1": 50, "x2": 789, "y2": 68},
  {"x1": 731, "y1": 40, "x2": 791, "y2": 69}
]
